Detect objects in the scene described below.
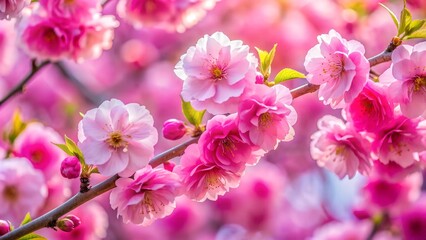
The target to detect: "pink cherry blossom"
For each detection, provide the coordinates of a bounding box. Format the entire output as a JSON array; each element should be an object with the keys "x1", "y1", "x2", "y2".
[
  {"x1": 177, "y1": 144, "x2": 241, "y2": 202},
  {"x1": 71, "y1": 14, "x2": 119, "y2": 62},
  {"x1": 0, "y1": 21, "x2": 17, "y2": 75},
  {"x1": 175, "y1": 31, "x2": 258, "y2": 114},
  {"x1": 78, "y1": 99, "x2": 158, "y2": 177},
  {"x1": 311, "y1": 221, "x2": 371, "y2": 240},
  {"x1": 310, "y1": 115, "x2": 372, "y2": 179},
  {"x1": 399, "y1": 194, "x2": 426, "y2": 240},
  {"x1": 13, "y1": 122, "x2": 65, "y2": 179},
  {"x1": 40, "y1": 0, "x2": 100, "y2": 21},
  {"x1": 110, "y1": 165, "x2": 182, "y2": 226},
  {"x1": 386, "y1": 42, "x2": 426, "y2": 118},
  {"x1": 199, "y1": 114, "x2": 258, "y2": 173},
  {"x1": 237, "y1": 84, "x2": 297, "y2": 151},
  {"x1": 304, "y1": 29, "x2": 370, "y2": 108},
  {"x1": 371, "y1": 115, "x2": 426, "y2": 168},
  {"x1": 0, "y1": 0, "x2": 29, "y2": 20},
  {"x1": 117, "y1": 0, "x2": 217, "y2": 32},
  {"x1": 345, "y1": 80, "x2": 394, "y2": 132},
  {"x1": 0, "y1": 158, "x2": 47, "y2": 225}
]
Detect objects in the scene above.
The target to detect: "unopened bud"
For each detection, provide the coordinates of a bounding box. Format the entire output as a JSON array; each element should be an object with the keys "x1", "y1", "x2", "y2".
[
  {"x1": 162, "y1": 119, "x2": 186, "y2": 140},
  {"x1": 64, "y1": 215, "x2": 81, "y2": 228},
  {"x1": 57, "y1": 218, "x2": 74, "y2": 232},
  {"x1": 0, "y1": 220, "x2": 11, "y2": 236},
  {"x1": 61, "y1": 156, "x2": 82, "y2": 179},
  {"x1": 255, "y1": 72, "x2": 264, "y2": 84},
  {"x1": 163, "y1": 161, "x2": 176, "y2": 172}
]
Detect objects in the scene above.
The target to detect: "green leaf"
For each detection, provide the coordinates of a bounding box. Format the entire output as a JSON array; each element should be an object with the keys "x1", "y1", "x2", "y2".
[
  {"x1": 64, "y1": 135, "x2": 84, "y2": 164},
  {"x1": 8, "y1": 110, "x2": 27, "y2": 143},
  {"x1": 255, "y1": 44, "x2": 277, "y2": 80},
  {"x1": 405, "y1": 28, "x2": 426, "y2": 39},
  {"x1": 19, "y1": 233, "x2": 47, "y2": 240},
  {"x1": 405, "y1": 19, "x2": 426, "y2": 36},
  {"x1": 379, "y1": 3, "x2": 399, "y2": 29},
  {"x1": 181, "y1": 98, "x2": 206, "y2": 127},
  {"x1": 53, "y1": 143, "x2": 73, "y2": 156},
  {"x1": 274, "y1": 68, "x2": 306, "y2": 84},
  {"x1": 399, "y1": 7, "x2": 412, "y2": 36},
  {"x1": 20, "y1": 213, "x2": 31, "y2": 226}
]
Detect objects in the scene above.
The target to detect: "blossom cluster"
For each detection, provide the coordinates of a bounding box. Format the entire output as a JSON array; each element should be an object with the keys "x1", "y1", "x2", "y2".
[{"x1": 17, "y1": 0, "x2": 118, "y2": 62}]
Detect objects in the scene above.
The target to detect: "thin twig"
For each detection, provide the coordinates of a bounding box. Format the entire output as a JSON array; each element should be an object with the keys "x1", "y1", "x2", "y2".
[{"x1": 0, "y1": 60, "x2": 49, "y2": 107}]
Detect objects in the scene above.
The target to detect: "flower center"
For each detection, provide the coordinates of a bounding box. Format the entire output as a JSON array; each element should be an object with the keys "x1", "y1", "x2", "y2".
[
  {"x1": 259, "y1": 112, "x2": 272, "y2": 128},
  {"x1": 221, "y1": 137, "x2": 236, "y2": 153},
  {"x1": 3, "y1": 186, "x2": 19, "y2": 201},
  {"x1": 105, "y1": 131, "x2": 128, "y2": 150},
  {"x1": 210, "y1": 65, "x2": 224, "y2": 81},
  {"x1": 335, "y1": 145, "x2": 346, "y2": 155},
  {"x1": 44, "y1": 29, "x2": 57, "y2": 43},
  {"x1": 30, "y1": 150, "x2": 44, "y2": 163},
  {"x1": 413, "y1": 76, "x2": 426, "y2": 91},
  {"x1": 206, "y1": 171, "x2": 221, "y2": 190}
]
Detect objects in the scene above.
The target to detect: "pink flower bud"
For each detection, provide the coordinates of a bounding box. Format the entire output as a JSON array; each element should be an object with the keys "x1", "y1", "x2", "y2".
[
  {"x1": 255, "y1": 72, "x2": 264, "y2": 84},
  {"x1": 162, "y1": 119, "x2": 186, "y2": 140},
  {"x1": 163, "y1": 161, "x2": 176, "y2": 172},
  {"x1": 65, "y1": 215, "x2": 81, "y2": 228},
  {"x1": 57, "y1": 218, "x2": 74, "y2": 232},
  {"x1": 60, "y1": 156, "x2": 82, "y2": 179},
  {"x1": 0, "y1": 220, "x2": 11, "y2": 236}
]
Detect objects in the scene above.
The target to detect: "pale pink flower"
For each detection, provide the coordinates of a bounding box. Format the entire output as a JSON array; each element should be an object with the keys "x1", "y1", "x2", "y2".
[
  {"x1": 345, "y1": 80, "x2": 394, "y2": 132},
  {"x1": 199, "y1": 114, "x2": 258, "y2": 173},
  {"x1": 0, "y1": 21, "x2": 17, "y2": 75},
  {"x1": 19, "y1": 13, "x2": 76, "y2": 61},
  {"x1": 117, "y1": 0, "x2": 217, "y2": 32},
  {"x1": 71, "y1": 14, "x2": 119, "y2": 62},
  {"x1": 175, "y1": 31, "x2": 258, "y2": 114},
  {"x1": 0, "y1": 0, "x2": 29, "y2": 19},
  {"x1": 177, "y1": 144, "x2": 241, "y2": 202},
  {"x1": 304, "y1": 29, "x2": 370, "y2": 108},
  {"x1": 310, "y1": 115, "x2": 372, "y2": 179},
  {"x1": 13, "y1": 123, "x2": 65, "y2": 179},
  {"x1": 0, "y1": 158, "x2": 47, "y2": 225},
  {"x1": 110, "y1": 165, "x2": 182, "y2": 226},
  {"x1": 386, "y1": 42, "x2": 426, "y2": 118},
  {"x1": 237, "y1": 84, "x2": 297, "y2": 151},
  {"x1": 78, "y1": 99, "x2": 158, "y2": 177},
  {"x1": 311, "y1": 221, "x2": 371, "y2": 240},
  {"x1": 40, "y1": 0, "x2": 100, "y2": 21},
  {"x1": 371, "y1": 115, "x2": 426, "y2": 168}
]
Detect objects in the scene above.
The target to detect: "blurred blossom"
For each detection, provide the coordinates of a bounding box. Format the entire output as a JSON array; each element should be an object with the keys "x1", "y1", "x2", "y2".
[
  {"x1": 237, "y1": 84, "x2": 297, "y2": 151},
  {"x1": 110, "y1": 165, "x2": 182, "y2": 226},
  {"x1": 0, "y1": 0, "x2": 29, "y2": 20},
  {"x1": 0, "y1": 158, "x2": 47, "y2": 225},
  {"x1": 310, "y1": 220, "x2": 371, "y2": 240},
  {"x1": 0, "y1": 21, "x2": 16, "y2": 75},
  {"x1": 304, "y1": 29, "x2": 369, "y2": 108},
  {"x1": 13, "y1": 122, "x2": 65, "y2": 179},
  {"x1": 39, "y1": 0, "x2": 101, "y2": 21},
  {"x1": 175, "y1": 31, "x2": 258, "y2": 114},
  {"x1": 78, "y1": 99, "x2": 158, "y2": 177},
  {"x1": 310, "y1": 115, "x2": 372, "y2": 179},
  {"x1": 398, "y1": 194, "x2": 426, "y2": 240}
]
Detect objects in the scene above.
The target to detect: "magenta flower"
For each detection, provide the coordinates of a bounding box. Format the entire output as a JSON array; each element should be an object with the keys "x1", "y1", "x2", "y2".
[
  {"x1": 0, "y1": 0, "x2": 29, "y2": 20},
  {"x1": 310, "y1": 115, "x2": 372, "y2": 179},
  {"x1": 199, "y1": 114, "x2": 258, "y2": 173},
  {"x1": 0, "y1": 158, "x2": 47, "y2": 224},
  {"x1": 346, "y1": 80, "x2": 394, "y2": 132},
  {"x1": 177, "y1": 144, "x2": 241, "y2": 202},
  {"x1": 13, "y1": 123, "x2": 65, "y2": 179},
  {"x1": 387, "y1": 42, "x2": 426, "y2": 118},
  {"x1": 399, "y1": 195, "x2": 426, "y2": 240},
  {"x1": 237, "y1": 84, "x2": 297, "y2": 151},
  {"x1": 304, "y1": 29, "x2": 370, "y2": 108},
  {"x1": 110, "y1": 165, "x2": 182, "y2": 226},
  {"x1": 78, "y1": 99, "x2": 158, "y2": 177},
  {"x1": 40, "y1": 0, "x2": 100, "y2": 21},
  {"x1": 175, "y1": 32, "x2": 258, "y2": 114},
  {"x1": 371, "y1": 115, "x2": 426, "y2": 168}
]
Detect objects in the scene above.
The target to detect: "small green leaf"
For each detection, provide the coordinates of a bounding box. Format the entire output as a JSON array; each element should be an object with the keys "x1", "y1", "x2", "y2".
[
  {"x1": 19, "y1": 233, "x2": 47, "y2": 240},
  {"x1": 20, "y1": 213, "x2": 31, "y2": 226},
  {"x1": 405, "y1": 28, "x2": 426, "y2": 39},
  {"x1": 255, "y1": 44, "x2": 277, "y2": 80},
  {"x1": 53, "y1": 143, "x2": 73, "y2": 156},
  {"x1": 274, "y1": 68, "x2": 306, "y2": 84},
  {"x1": 64, "y1": 135, "x2": 84, "y2": 164},
  {"x1": 181, "y1": 98, "x2": 206, "y2": 127},
  {"x1": 399, "y1": 7, "x2": 412, "y2": 36},
  {"x1": 8, "y1": 110, "x2": 27, "y2": 143},
  {"x1": 405, "y1": 19, "x2": 425, "y2": 36}
]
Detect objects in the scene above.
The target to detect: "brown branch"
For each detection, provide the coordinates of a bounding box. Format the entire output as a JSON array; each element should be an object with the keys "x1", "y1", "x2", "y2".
[{"x1": 0, "y1": 60, "x2": 49, "y2": 107}]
